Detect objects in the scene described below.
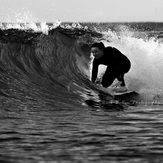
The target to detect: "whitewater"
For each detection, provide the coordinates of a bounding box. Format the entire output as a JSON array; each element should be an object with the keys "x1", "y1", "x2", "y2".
[{"x1": 0, "y1": 22, "x2": 163, "y2": 162}]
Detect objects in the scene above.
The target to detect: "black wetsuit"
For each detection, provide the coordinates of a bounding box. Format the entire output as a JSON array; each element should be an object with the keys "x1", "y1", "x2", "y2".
[{"x1": 91, "y1": 47, "x2": 131, "y2": 87}]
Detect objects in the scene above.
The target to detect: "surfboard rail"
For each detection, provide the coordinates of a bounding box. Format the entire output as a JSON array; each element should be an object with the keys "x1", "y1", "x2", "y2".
[
  {"x1": 96, "y1": 85, "x2": 137, "y2": 97},
  {"x1": 113, "y1": 90, "x2": 135, "y2": 96}
]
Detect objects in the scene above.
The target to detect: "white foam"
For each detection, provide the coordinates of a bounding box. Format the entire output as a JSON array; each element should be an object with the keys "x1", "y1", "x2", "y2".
[{"x1": 102, "y1": 28, "x2": 163, "y2": 101}]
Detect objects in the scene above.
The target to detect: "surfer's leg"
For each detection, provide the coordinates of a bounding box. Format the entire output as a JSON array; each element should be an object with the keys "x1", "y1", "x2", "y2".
[
  {"x1": 116, "y1": 57, "x2": 131, "y2": 86},
  {"x1": 101, "y1": 68, "x2": 116, "y2": 87},
  {"x1": 114, "y1": 73, "x2": 127, "y2": 92},
  {"x1": 117, "y1": 73, "x2": 125, "y2": 86}
]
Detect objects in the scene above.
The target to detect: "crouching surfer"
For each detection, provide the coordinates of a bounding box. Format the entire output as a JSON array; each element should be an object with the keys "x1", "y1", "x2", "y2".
[{"x1": 90, "y1": 42, "x2": 131, "y2": 92}]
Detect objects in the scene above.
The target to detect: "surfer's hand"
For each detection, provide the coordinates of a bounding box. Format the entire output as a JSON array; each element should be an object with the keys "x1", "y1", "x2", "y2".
[{"x1": 95, "y1": 78, "x2": 101, "y2": 84}]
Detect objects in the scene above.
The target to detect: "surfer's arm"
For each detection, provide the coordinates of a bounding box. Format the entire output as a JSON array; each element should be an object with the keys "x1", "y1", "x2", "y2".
[{"x1": 91, "y1": 62, "x2": 98, "y2": 83}]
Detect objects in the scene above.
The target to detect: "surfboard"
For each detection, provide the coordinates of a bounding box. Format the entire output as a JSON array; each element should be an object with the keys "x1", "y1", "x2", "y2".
[
  {"x1": 112, "y1": 90, "x2": 136, "y2": 97},
  {"x1": 112, "y1": 90, "x2": 139, "y2": 102},
  {"x1": 96, "y1": 85, "x2": 137, "y2": 97}
]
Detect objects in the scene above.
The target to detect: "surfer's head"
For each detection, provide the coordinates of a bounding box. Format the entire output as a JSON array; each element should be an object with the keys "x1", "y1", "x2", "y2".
[{"x1": 91, "y1": 42, "x2": 105, "y2": 59}]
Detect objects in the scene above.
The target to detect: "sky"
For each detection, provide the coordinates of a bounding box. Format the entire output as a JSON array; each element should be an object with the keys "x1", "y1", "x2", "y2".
[{"x1": 1, "y1": 0, "x2": 163, "y2": 22}]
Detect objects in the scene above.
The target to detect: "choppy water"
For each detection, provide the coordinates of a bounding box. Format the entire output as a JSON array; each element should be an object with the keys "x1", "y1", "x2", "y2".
[{"x1": 0, "y1": 22, "x2": 163, "y2": 162}]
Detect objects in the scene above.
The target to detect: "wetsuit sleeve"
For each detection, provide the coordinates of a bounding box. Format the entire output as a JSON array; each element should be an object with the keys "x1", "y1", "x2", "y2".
[{"x1": 91, "y1": 60, "x2": 98, "y2": 83}]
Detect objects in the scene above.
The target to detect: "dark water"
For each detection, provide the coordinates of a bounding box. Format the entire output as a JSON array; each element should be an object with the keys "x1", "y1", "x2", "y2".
[{"x1": 0, "y1": 22, "x2": 163, "y2": 162}]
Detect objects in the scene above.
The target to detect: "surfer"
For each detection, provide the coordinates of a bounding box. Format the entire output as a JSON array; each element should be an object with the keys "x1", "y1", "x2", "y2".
[{"x1": 90, "y1": 42, "x2": 131, "y2": 92}]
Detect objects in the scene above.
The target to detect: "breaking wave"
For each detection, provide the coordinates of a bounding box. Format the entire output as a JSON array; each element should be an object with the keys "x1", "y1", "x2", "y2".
[{"x1": 0, "y1": 22, "x2": 163, "y2": 107}]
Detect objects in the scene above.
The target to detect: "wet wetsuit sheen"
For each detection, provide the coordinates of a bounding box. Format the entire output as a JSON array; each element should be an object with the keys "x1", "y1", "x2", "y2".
[{"x1": 91, "y1": 47, "x2": 131, "y2": 87}]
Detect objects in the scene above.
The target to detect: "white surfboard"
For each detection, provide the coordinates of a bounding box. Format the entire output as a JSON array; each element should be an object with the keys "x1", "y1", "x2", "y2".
[
  {"x1": 97, "y1": 85, "x2": 136, "y2": 97},
  {"x1": 113, "y1": 90, "x2": 136, "y2": 96}
]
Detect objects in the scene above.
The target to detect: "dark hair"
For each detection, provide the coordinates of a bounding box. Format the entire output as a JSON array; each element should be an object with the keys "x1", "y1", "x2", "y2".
[{"x1": 91, "y1": 42, "x2": 105, "y2": 50}]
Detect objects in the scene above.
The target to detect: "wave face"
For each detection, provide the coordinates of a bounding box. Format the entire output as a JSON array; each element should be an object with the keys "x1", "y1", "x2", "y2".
[{"x1": 0, "y1": 24, "x2": 104, "y2": 109}]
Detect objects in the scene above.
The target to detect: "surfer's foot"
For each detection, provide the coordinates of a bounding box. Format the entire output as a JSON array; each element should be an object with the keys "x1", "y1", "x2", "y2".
[
  {"x1": 112, "y1": 86, "x2": 127, "y2": 92},
  {"x1": 112, "y1": 81, "x2": 122, "y2": 88}
]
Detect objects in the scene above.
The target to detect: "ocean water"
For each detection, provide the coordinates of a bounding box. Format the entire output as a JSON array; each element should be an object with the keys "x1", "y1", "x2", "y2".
[{"x1": 0, "y1": 22, "x2": 163, "y2": 162}]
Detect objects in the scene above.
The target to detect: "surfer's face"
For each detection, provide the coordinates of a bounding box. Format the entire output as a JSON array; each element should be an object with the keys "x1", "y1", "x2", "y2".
[{"x1": 91, "y1": 47, "x2": 103, "y2": 59}]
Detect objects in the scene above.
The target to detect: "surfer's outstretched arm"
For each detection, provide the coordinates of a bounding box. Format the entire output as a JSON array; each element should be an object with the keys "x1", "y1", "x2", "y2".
[{"x1": 91, "y1": 62, "x2": 98, "y2": 83}]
